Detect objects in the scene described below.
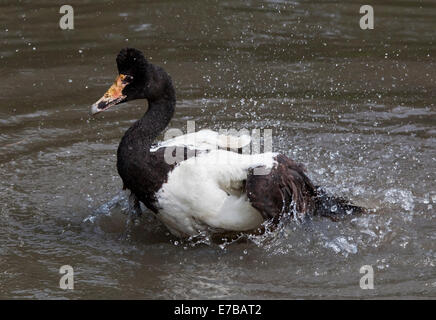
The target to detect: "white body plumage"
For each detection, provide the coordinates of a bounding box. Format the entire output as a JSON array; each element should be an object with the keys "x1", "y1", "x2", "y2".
[{"x1": 152, "y1": 130, "x2": 277, "y2": 237}]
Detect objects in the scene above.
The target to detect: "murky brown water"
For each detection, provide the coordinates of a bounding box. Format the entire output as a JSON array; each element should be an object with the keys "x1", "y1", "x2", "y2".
[{"x1": 1, "y1": 0, "x2": 435, "y2": 299}]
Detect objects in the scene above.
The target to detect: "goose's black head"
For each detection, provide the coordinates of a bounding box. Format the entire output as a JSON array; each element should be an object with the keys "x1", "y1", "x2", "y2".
[{"x1": 91, "y1": 48, "x2": 149, "y2": 115}]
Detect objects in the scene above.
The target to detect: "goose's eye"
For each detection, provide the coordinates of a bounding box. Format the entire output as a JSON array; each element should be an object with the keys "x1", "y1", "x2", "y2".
[{"x1": 122, "y1": 75, "x2": 134, "y2": 84}]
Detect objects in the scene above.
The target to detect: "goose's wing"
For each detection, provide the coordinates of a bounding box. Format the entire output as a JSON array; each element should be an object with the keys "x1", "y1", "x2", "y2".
[
  {"x1": 245, "y1": 154, "x2": 317, "y2": 220},
  {"x1": 155, "y1": 149, "x2": 278, "y2": 236},
  {"x1": 150, "y1": 129, "x2": 251, "y2": 152}
]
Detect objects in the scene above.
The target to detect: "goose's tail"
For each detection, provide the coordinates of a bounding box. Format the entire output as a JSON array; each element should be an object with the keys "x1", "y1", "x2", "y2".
[
  {"x1": 313, "y1": 187, "x2": 367, "y2": 220},
  {"x1": 245, "y1": 154, "x2": 367, "y2": 222}
]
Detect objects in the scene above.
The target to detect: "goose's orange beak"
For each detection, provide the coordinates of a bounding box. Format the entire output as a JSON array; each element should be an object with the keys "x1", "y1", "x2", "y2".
[{"x1": 91, "y1": 74, "x2": 130, "y2": 115}]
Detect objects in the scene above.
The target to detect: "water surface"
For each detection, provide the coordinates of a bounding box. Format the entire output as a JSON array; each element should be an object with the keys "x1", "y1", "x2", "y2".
[{"x1": 0, "y1": 0, "x2": 435, "y2": 299}]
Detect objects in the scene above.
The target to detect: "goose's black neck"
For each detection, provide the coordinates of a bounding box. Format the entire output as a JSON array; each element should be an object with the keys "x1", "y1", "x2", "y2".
[
  {"x1": 123, "y1": 96, "x2": 175, "y2": 148},
  {"x1": 116, "y1": 64, "x2": 176, "y2": 192}
]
